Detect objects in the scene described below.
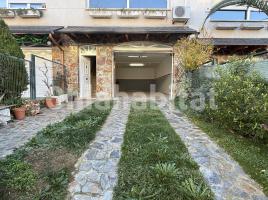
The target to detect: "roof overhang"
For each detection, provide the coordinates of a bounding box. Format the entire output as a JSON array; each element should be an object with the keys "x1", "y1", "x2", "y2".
[
  {"x1": 58, "y1": 26, "x2": 197, "y2": 34},
  {"x1": 9, "y1": 26, "x2": 64, "y2": 34},
  {"x1": 207, "y1": 38, "x2": 268, "y2": 46}
]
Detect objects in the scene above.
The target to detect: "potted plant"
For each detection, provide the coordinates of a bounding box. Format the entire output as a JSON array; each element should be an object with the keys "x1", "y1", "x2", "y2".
[
  {"x1": 117, "y1": 9, "x2": 140, "y2": 18},
  {"x1": 13, "y1": 99, "x2": 26, "y2": 120},
  {"x1": 0, "y1": 9, "x2": 15, "y2": 18},
  {"x1": 40, "y1": 63, "x2": 57, "y2": 108},
  {"x1": 16, "y1": 8, "x2": 42, "y2": 18},
  {"x1": 144, "y1": 9, "x2": 167, "y2": 19},
  {"x1": 89, "y1": 8, "x2": 113, "y2": 18},
  {"x1": 24, "y1": 100, "x2": 41, "y2": 116}
]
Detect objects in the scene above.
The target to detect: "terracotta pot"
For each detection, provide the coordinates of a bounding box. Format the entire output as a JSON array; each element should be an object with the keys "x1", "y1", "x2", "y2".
[
  {"x1": 14, "y1": 107, "x2": 26, "y2": 120},
  {"x1": 51, "y1": 97, "x2": 57, "y2": 106},
  {"x1": 45, "y1": 98, "x2": 55, "y2": 108}
]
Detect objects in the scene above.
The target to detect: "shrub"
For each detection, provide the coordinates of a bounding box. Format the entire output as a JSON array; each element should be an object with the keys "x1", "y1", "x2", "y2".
[
  {"x1": 0, "y1": 19, "x2": 28, "y2": 102},
  {"x1": 205, "y1": 58, "x2": 268, "y2": 139}
]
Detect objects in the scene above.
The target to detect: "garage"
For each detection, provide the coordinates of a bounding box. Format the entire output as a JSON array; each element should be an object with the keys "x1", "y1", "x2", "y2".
[{"x1": 114, "y1": 51, "x2": 173, "y2": 97}]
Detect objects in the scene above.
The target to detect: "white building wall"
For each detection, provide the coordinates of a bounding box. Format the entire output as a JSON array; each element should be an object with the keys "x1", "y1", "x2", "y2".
[
  {"x1": 3, "y1": 0, "x2": 268, "y2": 39},
  {"x1": 22, "y1": 47, "x2": 53, "y2": 98}
]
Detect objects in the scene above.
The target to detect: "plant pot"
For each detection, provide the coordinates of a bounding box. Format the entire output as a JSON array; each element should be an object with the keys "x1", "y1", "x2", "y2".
[
  {"x1": 51, "y1": 97, "x2": 57, "y2": 106},
  {"x1": 45, "y1": 98, "x2": 55, "y2": 108},
  {"x1": 14, "y1": 107, "x2": 26, "y2": 120}
]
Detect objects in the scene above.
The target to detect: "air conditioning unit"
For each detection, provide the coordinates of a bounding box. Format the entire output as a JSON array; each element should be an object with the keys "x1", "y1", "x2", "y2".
[{"x1": 173, "y1": 6, "x2": 191, "y2": 23}]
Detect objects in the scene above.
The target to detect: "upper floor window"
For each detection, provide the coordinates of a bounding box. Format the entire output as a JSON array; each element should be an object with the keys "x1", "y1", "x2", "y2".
[
  {"x1": 9, "y1": 3, "x2": 28, "y2": 9},
  {"x1": 88, "y1": 0, "x2": 167, "y2": 9},
  {"x1": 210, "y1": 10, "x2": 247, "y2": 21},
  {"x1": 8, "y1": 2, "x2": 45, "y2": 9},
  {"x1": 89, "y1": 0, "x2": 126, "y2": 8},
  {"x1": 0, "y1": 0, "x2": 6, "y2": 8},
  {"x1": 129, "y1": 0, "x2": 167, "y2": 9},
  {"x1": 251, "y1": 11, "x2": 268, "y2": 21},
  {"x1": 211, "y1": 9, "x2": 268, "y2": 21}
]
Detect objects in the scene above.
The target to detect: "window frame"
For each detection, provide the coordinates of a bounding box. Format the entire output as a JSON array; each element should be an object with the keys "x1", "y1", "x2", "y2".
[
  {"x1": 250, "y1": 10, "x2": 268, "y2": 21},
  {"x1": 210, "y1": 7, "x2": 268, "y2": 22},
  {"x1": 210, "y1": 9, "x2": 248, "y2": 22},
  {"x1": 87, "y1": 0, "x2": 169, "y2": 10},
  {"x1": 4, "y1": 1, "x2": 46, "y2": 9}
]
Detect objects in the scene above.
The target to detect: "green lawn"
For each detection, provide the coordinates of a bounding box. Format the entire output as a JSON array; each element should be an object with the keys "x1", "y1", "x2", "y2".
[
  {"x1": 113, "y1": 102, "x2": 213, "y2": 200},
  {"x1": 185, "y1": 112, "x2": 268, "y2": 196},
  {"x1": 0, "y1": 101, "x2": 113, "y2": 200}
]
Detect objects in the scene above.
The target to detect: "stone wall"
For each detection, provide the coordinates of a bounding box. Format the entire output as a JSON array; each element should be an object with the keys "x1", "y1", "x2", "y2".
[
  {"x1": 52, "y1": 45, "x2": 79, "y2": 96},
  {"x1": 172, "y1": 46, "x2": 183, "y2": 98},
  {"x1": 96, "y1": 46, "x2": 113, "y2": 99}
]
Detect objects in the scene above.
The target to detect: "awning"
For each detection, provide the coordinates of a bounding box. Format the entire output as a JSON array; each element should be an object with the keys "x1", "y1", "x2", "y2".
[
  {"x1": 9, "y1": 26, "x2": 64, "y2": 34},
  {"x1": 58, "y1": 26, "x2": 197, "y2": 34},
  {"x1": 208, "y1": 38, "x2": 268, "y2": 46}
]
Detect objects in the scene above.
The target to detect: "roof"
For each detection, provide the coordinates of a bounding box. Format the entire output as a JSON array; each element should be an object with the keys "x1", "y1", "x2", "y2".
[
  {"x1": 9, "y1": 26, "x2": 64, "y2": 34},
  {"x1": 209, "y1": 38, "x2": 268, "y2": 46},
  {"x1": 58, "y1": 26, "x2": 197, "y2": 34}
]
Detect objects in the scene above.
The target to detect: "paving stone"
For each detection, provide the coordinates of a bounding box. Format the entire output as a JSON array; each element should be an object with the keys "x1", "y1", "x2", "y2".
[
  {"x1": 158, "y1": 101, "x2": 268, "y2": 200},
  {"x1": 0, "y1": 100, "x2": 93, "y2": 159},
  {"x1": 68, "y1": 100, "x2": 130, "y2": 199},
  {"x1": 103, "y1": 191, "x2": 113, "y2": 200}
]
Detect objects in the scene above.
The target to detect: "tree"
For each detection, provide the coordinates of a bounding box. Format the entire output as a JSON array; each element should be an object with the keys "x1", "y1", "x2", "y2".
[
  {"x1": 204, "y1": 0, "x2": 268, "y2": 25},
  {"x1": 0, "y1": 19, "x2": 28, "y2": 103}
]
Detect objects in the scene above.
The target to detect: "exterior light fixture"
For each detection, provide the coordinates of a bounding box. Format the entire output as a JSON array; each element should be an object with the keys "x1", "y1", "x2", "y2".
[{"x1": 129, "y1": 63, "x2": 145, "y2": 67}]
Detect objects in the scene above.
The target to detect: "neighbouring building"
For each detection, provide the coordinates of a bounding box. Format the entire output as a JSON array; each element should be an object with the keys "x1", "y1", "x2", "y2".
[{"x1": 0, "y1": 0, "x2": 268, "y2": 99}]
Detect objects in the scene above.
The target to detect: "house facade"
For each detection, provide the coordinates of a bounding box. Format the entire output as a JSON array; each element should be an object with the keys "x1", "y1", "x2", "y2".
[{"x1": 0, "y1": 0, "x2": 268, "y2": 99}]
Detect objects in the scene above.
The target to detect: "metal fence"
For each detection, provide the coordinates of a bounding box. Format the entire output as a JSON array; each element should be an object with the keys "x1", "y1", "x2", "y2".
[{"x1": 0, "y1": 52, "x2": 69, "y2": 104}]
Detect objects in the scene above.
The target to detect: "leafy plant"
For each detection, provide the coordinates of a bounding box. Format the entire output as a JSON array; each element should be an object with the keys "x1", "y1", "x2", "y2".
[
  {"x1": 40, "y1": 169, "x2": 69, "y2": 200},
  {"x1": 205, "y1": 0, "x2": 268, "y2": 24},
  {"x1": 205, "y1": 58, "x2": 268, "y2": 139},
  {"x1": 174, "y1": 38, "x2": 213, "y2": 72},
  {"x1": 180, "y1": 178, "x2": 213, "y2": 200},
  {"x1": 152, "y1": 163, "x2": 179, "y2": 183},
  {"x1": 174, "y1": 38, "x2": 213, "y2": 96},
  {"x1": 15, "y1": 34, "x2": 48, "y2": 46}
]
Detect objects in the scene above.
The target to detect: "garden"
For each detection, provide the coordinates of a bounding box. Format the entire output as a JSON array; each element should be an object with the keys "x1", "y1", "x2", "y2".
[
  {"x1": 0, "y1": 19, "x2": 70, "y2": 125},
  {"x1": 0, "y1": 101, "x2": 112, "y2": 199},
  {"x1": 174, "y1": 38, "x2": 268, "y2": 195},
  {"x1": 114, "y1": 102, "x2": 213, "y2": 200}
]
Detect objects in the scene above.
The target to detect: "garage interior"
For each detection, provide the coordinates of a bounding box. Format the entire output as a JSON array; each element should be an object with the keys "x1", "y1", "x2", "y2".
[{"x1": 114, "y1": 52, "x2": 172, "y2": 97}]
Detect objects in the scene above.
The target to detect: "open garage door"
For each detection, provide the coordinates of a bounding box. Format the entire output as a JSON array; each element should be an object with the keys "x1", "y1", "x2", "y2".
[{"x1": 114, "y1": 52, "x2": 172, "y2": 98}]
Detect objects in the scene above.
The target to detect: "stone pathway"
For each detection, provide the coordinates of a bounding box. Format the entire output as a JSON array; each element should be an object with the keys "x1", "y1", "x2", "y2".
[
  {"x1": 68, "y1": 100, "x2": 130, "y2": 200},
  {"x1": 0, "y1": 100, "x2": 93, "y2": 159},
  {"x1": 158, "y1": 101, "x2": 268, "y2": 200}
]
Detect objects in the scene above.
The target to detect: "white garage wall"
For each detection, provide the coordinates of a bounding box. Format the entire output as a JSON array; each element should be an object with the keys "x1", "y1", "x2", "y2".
[
  {"x1": 116, "y1": 67, "x2": 155, "y2": 80},
  {"x1": 21, "y1": 47, "x2": 53, "y2": 98},
  {"x1": 155, "y1": 55, "x2": 172, "y2": 94}
]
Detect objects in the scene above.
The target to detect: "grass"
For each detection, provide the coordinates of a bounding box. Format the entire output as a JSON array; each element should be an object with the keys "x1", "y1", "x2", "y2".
[
  {"x1": 113, "y1": 102, "x2": 214, "y2": 200},
  {"x1": 0, "y1": 101, "x2": 113, "y2": 200},
  {"x1": 184, "y1": 111, "x2": 268, "y2": 196}
]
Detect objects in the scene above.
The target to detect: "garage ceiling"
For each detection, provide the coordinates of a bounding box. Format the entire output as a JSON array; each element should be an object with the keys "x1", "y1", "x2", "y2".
[{"x1": 115, "y1": 52, "x2": 171, "y2": 68}]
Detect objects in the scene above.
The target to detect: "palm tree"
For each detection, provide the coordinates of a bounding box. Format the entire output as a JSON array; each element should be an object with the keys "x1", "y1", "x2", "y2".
[{"x1": 204, "y1": 0, "x2": 268, "y2": 24}]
